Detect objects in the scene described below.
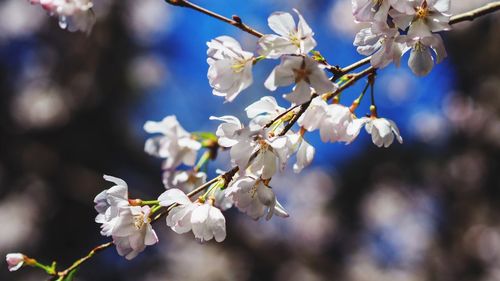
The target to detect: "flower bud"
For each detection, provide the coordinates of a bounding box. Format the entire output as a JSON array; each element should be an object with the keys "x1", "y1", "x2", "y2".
[{"x1": 6, "y1": 253, "x2": 25, "y2": 272}]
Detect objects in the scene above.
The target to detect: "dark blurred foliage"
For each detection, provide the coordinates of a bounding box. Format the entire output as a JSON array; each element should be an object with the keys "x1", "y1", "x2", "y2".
[{"x1": 0, "y1": 1, "x2": 500, "y2": 281}]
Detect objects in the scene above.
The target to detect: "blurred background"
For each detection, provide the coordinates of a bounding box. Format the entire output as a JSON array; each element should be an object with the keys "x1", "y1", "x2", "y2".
[{"x1": 1, "y1": 0, "x2": 500, "y2": 280}]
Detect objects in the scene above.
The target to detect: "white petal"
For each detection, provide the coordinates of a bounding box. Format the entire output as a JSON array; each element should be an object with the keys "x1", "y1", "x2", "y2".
[
  {"x1": 158, "y1": 188, "x2": 191, "y2": 206},
  {"x1": 268, "y1": 11, "x2": 296, "y2": 37}
]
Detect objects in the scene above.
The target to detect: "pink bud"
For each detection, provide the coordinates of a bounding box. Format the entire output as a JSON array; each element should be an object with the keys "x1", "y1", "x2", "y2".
[{"x1": 6, "y1": 253, "x2": 25, "y2": 272}]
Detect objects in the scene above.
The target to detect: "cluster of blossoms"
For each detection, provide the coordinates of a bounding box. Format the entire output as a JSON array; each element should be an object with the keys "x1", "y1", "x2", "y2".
[
  {"x1": 28, "y1": 0, "x2": 95, "y2": 33},
  {"x1": 352, "y1": 0, "x2": 450, "y2": 76},
  {"x1": 13, "y1": 0, "x2": 499, "y2": 276},
  {"x1": 206, "y1": 10, "x2": 403, "y2": 148}
]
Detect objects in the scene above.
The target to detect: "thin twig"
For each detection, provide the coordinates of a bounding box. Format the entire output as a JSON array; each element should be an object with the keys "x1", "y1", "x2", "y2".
[
  {"x1": 449, "y1": 1, "x2": 500, "y2": 25},
  {"x1": 165, "y1": 0, "x2": 263, "y2": 37},
  {"x1": 56, "y1": 242, "x2": 113, "y2": 279}
]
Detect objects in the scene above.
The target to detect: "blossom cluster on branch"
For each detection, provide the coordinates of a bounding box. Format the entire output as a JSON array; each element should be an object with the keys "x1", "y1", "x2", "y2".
[
  {"x1": 6, "y1": 0, "x2": 500, "y2": 280},
  {"x1": 353, "y1": 0, "x2": 450, "y2": 75}
]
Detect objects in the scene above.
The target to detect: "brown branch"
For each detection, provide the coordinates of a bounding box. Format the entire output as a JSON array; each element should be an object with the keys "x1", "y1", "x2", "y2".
[
  {"x1": 450, "y1": 1, "x2": 500, "y2": 25},
  {"x1": 165, "y1": 0, "x2": 263, "y2": 37}
]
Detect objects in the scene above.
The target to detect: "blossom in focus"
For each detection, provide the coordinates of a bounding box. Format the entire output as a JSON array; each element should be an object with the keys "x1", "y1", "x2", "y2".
[
  {"x1": 225, "y1": 175, "x2": 289, "y2": 220},
  {"x1": 347, "y1": 116, "x2": 403, "y2": 147},
  {"x1": 403, "y1": 34, "x2": 447, "y2": 76},
  {"x1": 354, "y1": 22, "x2": 405, "y2": 68},
  {"x1": 212, "y1": 115, "x2": 291, "y2": 179},
  {"x1": 159, "y1": 188, "x2": 227, "y2": 242},
  {"x1": 258, "y1": 9, "x2": 316, "y2": 59},
  {"x1": 265, "y1": 56, "x2": 335, "y2": 105},
  {"x1": 144, "y1": 115, "x2": 201, "y2": 170},
  {"x1": 94, "y1": 175, "x2": 129, "y2": 236},
  {"x1": 207, "y1": 36, "x2": 254, "y2": 102},
  {"x1": 245, "y1": 96, "x2": 286, "y2": 130},
  {"x1": 163, "y1": 170, "x2": 207, "y2": 192},
  {"x1": 299, "y1": 97, "x2": 355, "y2": 143},
  {"x1": 209, "y1": 115, "x2": 245, "y2": 147},
  {"x1": 111, "y1": 206, "x2": 158, "y2": 260},
  {"x1": 6, "y1": 253, "x2": 25, "y2": 272},
  {"x1": 389, "y1": 0, "x2": 451, "y2": 38},
  {"x1": 352, "y1": 0, "x2": 414, "y2": 23},
  {"x1": 29, "y1": 0, "x2": 95, "y2": 33}
]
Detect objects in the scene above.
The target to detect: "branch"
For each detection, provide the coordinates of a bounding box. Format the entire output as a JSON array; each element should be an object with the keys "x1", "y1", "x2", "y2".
[
  {"x1": 165, "y1": 0, "x2": 263, "y2": 37},
  {"x1": 450, "y1": 1, "x2": 500, "y2": 25},
  {"x1": 55, "y1": 242, "x2": 113, "y2": 279}
]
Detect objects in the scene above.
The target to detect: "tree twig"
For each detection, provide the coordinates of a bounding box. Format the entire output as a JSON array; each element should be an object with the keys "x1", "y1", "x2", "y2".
[
  {"x1": 450, "y1": 1, "x2": 500, "y2": 25},
  {"x1": 165, "y1": 0, "x2": 263, "y2": 37}
]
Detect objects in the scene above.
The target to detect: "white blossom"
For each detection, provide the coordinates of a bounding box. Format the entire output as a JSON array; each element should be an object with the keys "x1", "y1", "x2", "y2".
[
  {"x1": 292, "y1": 136, "x2": 315, "y2": 173},
  {"x1": 225, "y1": 175, "x2": 289, "y2": 220},
  {"x1": 163, "y1": 170, "x2": 207, "y2": 192},
  {"x1": 212, "y1": 114, "x2": 293, "y2": 179},
  {"x1": 347, "y1": 116, "x2": 403, "y2": 147},
  {"x1": 159, "y1": 188, "x2": 227, "y2": 242},
  {"x1": 191, "y1": 203, "x2": 227, "y2": 242},
  {"x1": 245, "y1": 96, "x2": 286, "y2": 130},
  {"x1": 404, "y1": 34, "x2": 447, "y2": 76},
  {"x1": 144, "y1": 115, "x2": 201, "y2": 170},
  {"x1": 207, "y1": 36, "x2": 254, "y2": 102},
  {"x1": 6, "y1": 253, "x2": 24, "y2": 272},
  {"x1": 209, "y1": 115, "x2": 245, "y2": 147},
  {"x1": 265, "y1": 56, "x2": 335, "y2": 105},
  {"x1": 352, "y1": 0, "x2": 414, "y2": 23},
  {"x1": 112, "y1": 206, "x2": 158, "y2": 260},
  {"x1": 94, "y1": 175, "x2": 130, "y2": 236},
  {"x1": 354, "y1": 22, "x2": 405, "y2": 68},
  {"x1": 29, "y1": 0, "x2": 95, "y2": 33},
  {"x1": 389, "y1": 0, "x2": 451, "y2": 38},
  {"x1": 298, "y1": 97, "x2": 355, "y2": 143},
  {"x1": 258, "y1": 9, "x2": 316, "y2": 59}
]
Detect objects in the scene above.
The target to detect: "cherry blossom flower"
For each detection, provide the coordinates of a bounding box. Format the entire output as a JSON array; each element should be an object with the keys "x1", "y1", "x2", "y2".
[
  {"x1": 354, "y1": 22, "x2": 405, "y2": 68},
  {"x1": 6, "y1": 253, "x2": 25, "y2": 272},
  {"x1": 389, "y1": 0, "x2": 451, "y2": 39},
  {"x1": 207, "y1": 36, "x2": 254, "y2": 102},
  {"x1": 212, "y1": 115, "x2": 291, "y2": 179},
  {"x1": 29, "y1": 0, "x2": 95, "y2": 33},
  {"x1": 209, "y1": 115, "x2": 245, "y2": 147},
  {"x1": 94, "y1": 175, "x2": 130, "y2": 236},
  {"x1": 290, "y1": 135, "x2": 315, "y2": 173},
  {"x1": 158, "y1": 188, "x2": 227, "y2": 242},
  {"x1": 163, "y1": 170, "x2": 207, "y2": 192},
  {"x1": 347, "y1": 116, "x2": 403, "y2": 147},
  {"x1": 191, "y1": 203, "x2": 226, "y2": 242},
  {"x1": 403, "y1": 34, "x2": 447, "y2": 76},
  {"x1": 225, "y1": 175, "x2": 289, "y2": 220},
  {"x1": 144, "y1": 115, "x2": 201, "y2": 170},
  {"x1": 352, "y1": 0, "x2": 414, "y2": 23},
  {"x1": 245, "y1": 96, "x2": 286, "y2": 130},
  {"x1": 299, "y1": 97, "x2": 355, "y2": 143},
  {"x1": 111, "y1": 206, "x2": 158, "y2": 260},
  {"x1": 265, "y1": 56, "x2": 335, "y2": 105},
  {"x1": 258, "y1": 9, "x2": 316, "y2": 59}
]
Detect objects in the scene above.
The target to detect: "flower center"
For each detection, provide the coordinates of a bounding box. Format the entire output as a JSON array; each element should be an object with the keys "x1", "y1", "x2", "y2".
[
  {"x1": 290, "y1": 33, "x2": 301, "y2": 48},
  {"x1": 415, "y1": 1, "x2": 429, "y2": 19},
  {"x1": 372, "y1": 0, "x2": 384, "y2": 11},
  {"x1": 231, "y1": 60, "x2": 247, "y2": 73},
  {"x1": 293, "y1": 60, "x2": 312, "y2": 84},
  {"x1": 133, "y1": 213, "x2": 149, "y2": 230}
]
